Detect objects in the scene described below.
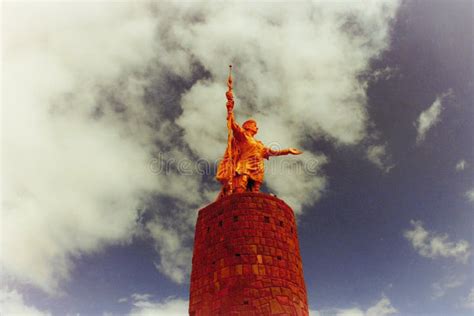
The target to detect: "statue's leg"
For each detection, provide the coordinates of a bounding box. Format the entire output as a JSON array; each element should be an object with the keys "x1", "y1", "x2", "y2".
[
  {"x1": 216, "y1": 185, "x2": 226, "y2": 200},
  {"x1": 234, "y1": 175, "x2": 248, "y2": 193},
  {"x1": 251, "y1": 181, "x2": 262, "y2": 192}
]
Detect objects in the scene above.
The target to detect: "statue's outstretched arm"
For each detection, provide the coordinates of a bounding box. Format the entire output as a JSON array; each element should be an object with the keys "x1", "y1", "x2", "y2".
[{"x1": 267, "y1": 147, "x2": 303, "y2": 156}]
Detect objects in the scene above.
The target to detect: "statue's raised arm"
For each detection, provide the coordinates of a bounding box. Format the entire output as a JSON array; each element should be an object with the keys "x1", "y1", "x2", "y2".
[{"x1": 216, "y1": 66, "x2": 302, "y2": 199}]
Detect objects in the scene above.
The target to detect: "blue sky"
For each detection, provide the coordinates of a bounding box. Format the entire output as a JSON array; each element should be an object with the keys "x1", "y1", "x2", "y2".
[{"x1": 1, "y1": 1, "x2": 473, "y2": 315}]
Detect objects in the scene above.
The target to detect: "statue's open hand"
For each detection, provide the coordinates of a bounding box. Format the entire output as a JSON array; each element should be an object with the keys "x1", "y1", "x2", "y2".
[{"x1": 288, "y1": 148, "x2": 302, "y2": 155}]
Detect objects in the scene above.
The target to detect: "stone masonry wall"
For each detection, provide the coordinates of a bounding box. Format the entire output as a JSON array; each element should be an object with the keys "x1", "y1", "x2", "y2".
[{"x1": 189, "y1": 192, "x2": 309, "y2": 316}]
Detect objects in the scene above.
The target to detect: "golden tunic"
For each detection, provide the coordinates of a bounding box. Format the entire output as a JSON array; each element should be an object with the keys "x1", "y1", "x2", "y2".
[
  {"x1": 216, "y1": 113, "x2": 269, "y2": 184},
  {"x1": 233, "y1": 127, "x2": 268, "y2": 183}
]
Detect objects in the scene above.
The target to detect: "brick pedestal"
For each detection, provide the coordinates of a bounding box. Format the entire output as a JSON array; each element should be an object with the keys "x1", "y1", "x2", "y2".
[{"x1": 189, "y1": 193, "x2": 309, "y2": 316}]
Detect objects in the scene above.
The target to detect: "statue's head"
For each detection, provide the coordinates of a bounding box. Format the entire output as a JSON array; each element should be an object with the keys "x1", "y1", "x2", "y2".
[{"x1": 243, "y1": 119, "x2": 258, "y2": 136}]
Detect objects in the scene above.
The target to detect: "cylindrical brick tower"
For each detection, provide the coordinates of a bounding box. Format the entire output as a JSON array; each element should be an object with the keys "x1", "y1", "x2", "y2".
[{"x1": 189, "y1": 192, "x2": 309, "y2": 316}]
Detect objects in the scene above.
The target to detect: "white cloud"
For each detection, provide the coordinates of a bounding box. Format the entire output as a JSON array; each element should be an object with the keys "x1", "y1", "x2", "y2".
[
  {"x1": 334, "y1": 309, "x2": 365, "y2": 316},
  {"x1": 309, "y1": 310, "x2": 321, "y2": 316},
  {"x1": 128, "y1": 294, "x2": 188, "y2": 316},
  {"x1": 0, "y1": 288, "x2": 50, "y2": 316},
  {"x1": 147, "y1": 218, "x2": 194, "y2": 284},
  {"x1": 131, "y1": 293, "x2": 153, "y2": 302},
  {"x1": 369, "y1": 66, "x2": 399, "y2": 82},
  {"x1": 455, "y1": 159, "x2": 468, "y2": 171},
  {"x1": 365, "y1": 296, "x2": 398, "y2": 316},
  {"x1": 461, "y1": 288, "x2": 474, "y2": 309},
  {"x1": 1, "y1": 1, "x2": 203, "y2": 293},
  {"x1": 366, "y1": 144, "x2": 394, "y2": 173},
  {"x1": 465, "y1": 188, "x2": 474, "y2": 203},
  {"x1": 118, "y1": 297, "x2": 128, "y2": 303},
  {"x1": 431, "y1": 274, "x2": 466, "y2": 299},
  {"x1": 404, "y1": 220, "x2": 470, "y2": 263},
  {"x1": 415, "y1": 90, "x2": 452, "y2": 143},
  {"x1": 264, "y1": 152, "x2": 328, "y2": 214},
  {"x1": 177, "y1": 80, "x2": 231, "y2": 160},
  {"x1": 316, "y1": 295, "x2": 397, "y2": 316}
]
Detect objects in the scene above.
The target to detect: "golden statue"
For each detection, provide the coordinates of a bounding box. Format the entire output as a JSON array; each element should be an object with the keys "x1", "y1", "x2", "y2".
[{"x1": 216, "y1": 65, "x2": 302, "y2": 198}]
